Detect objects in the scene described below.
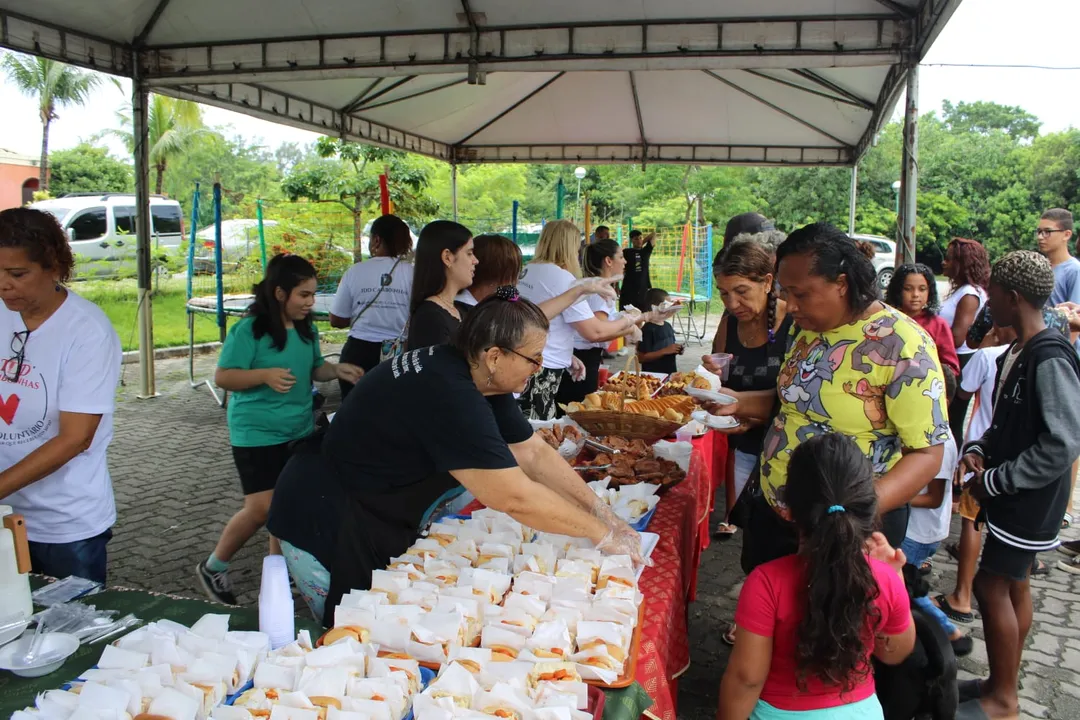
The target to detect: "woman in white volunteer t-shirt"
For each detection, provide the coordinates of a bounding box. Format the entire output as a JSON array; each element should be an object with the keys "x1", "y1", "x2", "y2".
[
  {"x1": 516, "y1": 220, "x2": 650, "y2": 420},
  {"x1": 329, "y1": 214, "x2": 414, "y2": 398},
  {"x1": 0, "y1": 209, "x2": 122, "y2": 584},
  {"x1": 557, "y1": 238, "x2": 642, "y2": 405},
  {"x1": 939, "y1": 237, "x2": 990, "y2": 447}
]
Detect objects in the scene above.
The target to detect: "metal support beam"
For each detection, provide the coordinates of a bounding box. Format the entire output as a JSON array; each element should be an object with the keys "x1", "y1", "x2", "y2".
[
  {"x1": 790, "y1": 69, "x2": 875, "y2": 110},
  {"x1": 899, "y1": 64, "x2": 918, "y2": 265},
  {"x1": 457, "y1": 72, "x2": 565, "y2": 144},
  {"x1": 0, "y1": 7, "x2": 128, "y2": 75},
  {"x1": 132, "y1": 56, "x2": 157, "y2": 399},
  {"x1": 345, "y1": 75, "x2": 415, "y2": 113},
  {"x1": 160, "y1": 82, "x2": 452, "y2": 159},
  {"x1": 134, "y1": 0, "x2": 173, "y2": 46},
  {"x1": 453, "y1": 142, "x2": 850, "y2": 166},
  {"x1": 870, "y1": 0, "x2": 916, "y2": 18},
  {"x1": 703, "y1": 70, "x2": 850, "y2": 147},
  {"x1": 340, "y1": 78, "x2": 383, "y2": 114},
  {"x1": 139, "y1": 16, "x2": 905, "y2": 86},
  {"x1": 743, "y1": 69, "x2": 872, "y2": 110},
  {"x1": 451, "y1": 164, "x2": 459, "y2": 221},
  {"x1": 853, "y1": 62, "x2": 907, "y2": 161},
  {"x1": 628, "y1": 71, "x2": 646, "y2": 159},
  {"x1": 849, "y1": 163, "x2": 858, "y2": 236},
  {"x1": 354, "y1": 77, "x2": 468, "y2": 112}
]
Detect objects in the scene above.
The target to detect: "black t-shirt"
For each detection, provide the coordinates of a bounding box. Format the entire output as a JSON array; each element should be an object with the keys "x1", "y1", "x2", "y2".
[
  {"x1": 267, "y1": 435, "x2": 344, "y2": 571},
  {"x1": 406, "y1": 300, "x2": 471, "y2": 352},
  {"x1": 321, "y1": 344, "x2": 533, "y2": 624},
  {"x1": 619, "y1": 243, "x2": 653, "y2": 310},
  {"x1": 638, "y1": 321, "x2": 678, "y2": 374}
]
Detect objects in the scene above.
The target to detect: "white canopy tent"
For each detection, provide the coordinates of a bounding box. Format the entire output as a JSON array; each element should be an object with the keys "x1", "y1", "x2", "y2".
[{"x1": 0, "y1": 0, "x2": 963, "y2": 397}]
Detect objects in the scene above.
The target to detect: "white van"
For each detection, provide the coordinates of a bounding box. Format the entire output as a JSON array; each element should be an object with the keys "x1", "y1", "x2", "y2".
[{"x1": 30, "y1": 194, "x2": 185, "y2": 269}]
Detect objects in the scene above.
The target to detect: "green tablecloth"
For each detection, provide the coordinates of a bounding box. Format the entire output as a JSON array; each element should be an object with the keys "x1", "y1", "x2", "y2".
[{"x1": 0, "y1": 585, "x2": 653, "y2": 720}]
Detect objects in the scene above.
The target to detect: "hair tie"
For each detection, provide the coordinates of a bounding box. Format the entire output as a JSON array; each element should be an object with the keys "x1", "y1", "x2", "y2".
[
  {"x1": 827, "y1": 505, "x2": 846, "y2": 515},
  {"x1": 494, "y1": 285, "x2": 520, "y2": 302}
]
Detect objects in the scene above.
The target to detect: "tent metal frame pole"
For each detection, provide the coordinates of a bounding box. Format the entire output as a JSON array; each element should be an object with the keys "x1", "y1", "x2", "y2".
[
  {"x1": 132, "y1": 55, "x2": 158, "y2": 399},
  {"x1": 900, "y1": 64, "x2": 918, "y2": 265},
  {"x1": 451, "y1": 164, "x2": 458, "y2": 222},
  {"x1": 848, "y1": 163, "x2": 858, "y2": 236}
]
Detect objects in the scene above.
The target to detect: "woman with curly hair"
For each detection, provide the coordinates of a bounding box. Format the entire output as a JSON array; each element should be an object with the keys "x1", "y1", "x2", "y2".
[
  {"x1": 0, "y1": 208, "x2": 122, "y2": 584},
  {"x1": 719, "y1": 433, "x2": 915, "y2": 719},
  {"x1": 941, "y1": 238, "x2": 990, "y2": 446},
  {"x1": 885, "y1": 263, "x2": 960, "y2": 377}
]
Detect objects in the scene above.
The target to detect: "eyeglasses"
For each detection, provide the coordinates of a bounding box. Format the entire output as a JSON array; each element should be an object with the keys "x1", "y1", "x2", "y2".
[
  {"x1": 500, "y1": 346, "x2": 543, "y2": 369},
  {"x1": 1036, "y1": 228, "x2": 1068, "y2": 237},
  {"x1": 3, "y1": 330, "x2": 30, "y2": 383}
]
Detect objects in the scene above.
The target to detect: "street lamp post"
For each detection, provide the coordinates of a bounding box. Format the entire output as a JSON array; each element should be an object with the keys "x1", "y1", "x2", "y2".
[
  {"x1": 574, "y1": 166, "x2": 587, "y2": 224},
  {"x1": 891, "y1": 180, "x2": 902, "y2": 216}
]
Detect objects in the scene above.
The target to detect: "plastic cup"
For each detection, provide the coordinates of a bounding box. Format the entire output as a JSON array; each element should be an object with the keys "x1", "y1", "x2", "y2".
[
  {"x1": 597, "y1": 366, "x2": 611, "y2": 387},
  {"x1": 704, "y1": 353, "x2": 733, "y2": 383}
]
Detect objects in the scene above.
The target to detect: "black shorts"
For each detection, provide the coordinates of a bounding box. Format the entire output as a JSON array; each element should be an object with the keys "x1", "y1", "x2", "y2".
[
  {"x1": 231, "y1": 442, "x2": 293, "y2": 495},
  {"x1": 980, "y1": 532, "x2": 1037, "y2": 582}
]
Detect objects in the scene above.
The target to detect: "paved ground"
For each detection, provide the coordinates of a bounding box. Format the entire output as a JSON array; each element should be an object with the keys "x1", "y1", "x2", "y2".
[{"x1": 103, "y1": 307, "x2": 1080, "y2": 720}]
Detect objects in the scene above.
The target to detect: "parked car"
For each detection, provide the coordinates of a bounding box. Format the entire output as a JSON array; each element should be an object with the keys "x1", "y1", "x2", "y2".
[
  {"x1": 192, "y1": 219, "x2": 278, "y2": 274},
  {"x1": 30, "y1": 194, "x2": 184, "y2": 272},
  {"x1": 852, "y1": 234, "x2": 896, "y2": 290}
]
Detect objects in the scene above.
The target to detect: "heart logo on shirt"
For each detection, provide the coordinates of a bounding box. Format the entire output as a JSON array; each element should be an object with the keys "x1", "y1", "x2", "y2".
[{"x1": 0, "y1": 394, "x2": 19, "y2": 425}]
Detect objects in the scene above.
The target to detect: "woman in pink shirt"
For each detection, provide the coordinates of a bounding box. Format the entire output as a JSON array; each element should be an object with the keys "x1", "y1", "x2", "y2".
[
  {"x1": 885, "y1": 263, "x2": 961, "y2": 380},
  {"x1": 719, "y1": 433, "x2": 915, "y2": 719}
]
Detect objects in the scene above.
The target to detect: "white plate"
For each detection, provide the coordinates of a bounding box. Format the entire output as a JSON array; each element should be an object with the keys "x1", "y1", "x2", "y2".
[
  {"x1": 635, "y1": 532, "x2": 661, "y2": 580},
  {"x1": 691, "y1": 410, "x2": 740, "y2": 431},
  {"x1": 685, "y1": 386, "x2": 737, "y2": 406},
  {"x1": 0, "y1": 631, "x2": 80, "y2": 677}
]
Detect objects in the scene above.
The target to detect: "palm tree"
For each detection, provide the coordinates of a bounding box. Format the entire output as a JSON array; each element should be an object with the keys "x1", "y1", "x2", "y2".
[
  {"x1": 2, "y1": 53, "x2": 100, "y2": 191},
  {"x1": 108, "y1": 90, "x2": 209, "y2": 194}
]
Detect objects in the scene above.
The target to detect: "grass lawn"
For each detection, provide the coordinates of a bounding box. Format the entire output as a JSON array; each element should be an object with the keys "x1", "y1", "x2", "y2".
[{"x1": 73, "y1": 276, "x2": 346, "y2": 352}]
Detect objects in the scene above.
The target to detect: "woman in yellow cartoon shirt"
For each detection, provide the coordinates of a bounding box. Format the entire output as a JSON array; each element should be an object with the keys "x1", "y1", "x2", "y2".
[{"x1": 711, "y1": 223, "x2": 948, "y2": 572}]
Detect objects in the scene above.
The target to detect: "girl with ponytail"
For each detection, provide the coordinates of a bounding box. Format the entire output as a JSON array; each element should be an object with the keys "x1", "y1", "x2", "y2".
[
  {"x1": 719, "y1": 433, "x2": 915, "y2": 720},
  {"x1": 197, "y1": 254, "x2": 364, "y2": 605}
]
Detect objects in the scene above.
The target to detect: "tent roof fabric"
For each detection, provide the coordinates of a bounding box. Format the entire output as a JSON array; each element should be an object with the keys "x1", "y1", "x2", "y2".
[{"x1": 0, "y1": 0, "x2": 962, "y2": 166}]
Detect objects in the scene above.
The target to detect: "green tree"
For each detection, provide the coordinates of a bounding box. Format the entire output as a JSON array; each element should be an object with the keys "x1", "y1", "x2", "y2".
[
  {"x1": 1, "y1": 53, "x2": 100, "y2": 191},
  {"x1": 106, "y1": 90, "x2": 210, "y2": 194},
  {"x1": 281, "y1": 137, "x2": 438, "y2": 260},
  {"x1": 942, "y1": 100, "x2": 1041, "y2": 141},
  {"x1": 162, "y1": 131, "x2": 283, "y2": 228},
  {"x1": 48, "y1": 143, "x2": 133, "y2": 197}
]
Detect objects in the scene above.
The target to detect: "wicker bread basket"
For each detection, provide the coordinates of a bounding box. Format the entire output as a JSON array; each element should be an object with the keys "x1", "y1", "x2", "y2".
[{"x1": 567, "y1": 356, "x2": 682, "y2": 442}]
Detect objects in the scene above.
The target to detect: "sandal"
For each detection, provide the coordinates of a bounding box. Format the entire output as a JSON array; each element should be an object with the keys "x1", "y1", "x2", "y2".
[
  {"x1": 713, "y1": 523, "x2": 738, "y2": 539},
  {"x1": 945, "y1": 543, "x2": 961, "y2": 562},
  {"x1": 1063, "y1": 513, "x2": 1073, "y2": 530},
  {"x1": 722, "y1": 623, "x2": 737, "y2": 646},
  {"x1": 935, "y1": 594, "x2": 975, "y2": 623},
  {"x1": 1031, "y1": 558, "x2": 1051, "y2": 576},
  {"x1": 918, "y1": 559, "x2": 933, "y2": 576}
]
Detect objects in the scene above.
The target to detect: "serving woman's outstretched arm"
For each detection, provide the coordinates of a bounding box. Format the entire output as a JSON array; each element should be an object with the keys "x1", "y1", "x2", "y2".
[{"x1": 451, "y1": 465, "x2": 608, "y2": 542}]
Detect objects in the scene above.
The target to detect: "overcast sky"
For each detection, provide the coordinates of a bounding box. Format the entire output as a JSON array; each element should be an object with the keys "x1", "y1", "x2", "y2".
[{"x1": 0, "y1": 0, "x2": 1075, "y2": 159}]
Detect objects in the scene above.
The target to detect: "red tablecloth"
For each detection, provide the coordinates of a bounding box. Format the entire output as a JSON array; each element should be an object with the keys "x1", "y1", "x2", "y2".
[
  {"x1": 635, "y1": 432, "x2": 725, "y2": 720},
  {"x1": 460, "y1": 432, "x2": 729, "y2": 720}
]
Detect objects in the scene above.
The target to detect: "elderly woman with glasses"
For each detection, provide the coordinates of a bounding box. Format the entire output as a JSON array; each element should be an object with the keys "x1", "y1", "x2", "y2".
[
  {"x1": 268, "y1": 287, "x2": 647, "y2": 624},
  {"x1": 0, "y1": 208, "x2": 122, "y2": 584}
]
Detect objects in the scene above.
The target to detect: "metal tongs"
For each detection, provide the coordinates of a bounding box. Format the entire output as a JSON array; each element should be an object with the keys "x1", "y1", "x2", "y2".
[{"x1": 573, "y1": 438, "x2": 617, "y2": 472}]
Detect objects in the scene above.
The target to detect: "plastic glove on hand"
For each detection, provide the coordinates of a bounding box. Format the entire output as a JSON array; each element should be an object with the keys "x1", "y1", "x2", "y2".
[
  {"x1": 596, "y1": 527, "x2": 650, "y2": 569},
  {"x1": 569, "y1": 355, "x2": 587, "y2": 382},
  {"x1": 575, "y1": 275, "x2": 621, "y2": 302}
]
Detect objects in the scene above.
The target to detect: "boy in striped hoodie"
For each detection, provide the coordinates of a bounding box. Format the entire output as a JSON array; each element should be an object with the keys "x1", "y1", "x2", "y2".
[{"x1": 957, "y1": 251, "x2": 1080, "y2": 719}]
